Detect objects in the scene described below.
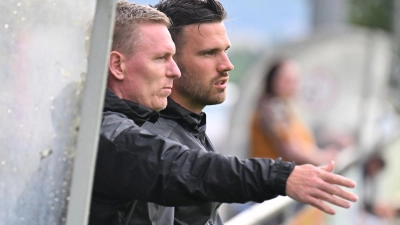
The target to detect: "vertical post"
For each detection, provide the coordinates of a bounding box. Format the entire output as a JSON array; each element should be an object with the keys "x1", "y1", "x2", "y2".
[
  {"x1": 311, "y1": 0, "x2": 349, "y2": 32},
  {"x1": 393, "y1": 0, "x2": 400, "y2": 45},
  {"x1": 389, "y1": 0, "x2": 400, "y2": 112},
  {"x1": 65, "y1": 0, "x2": 116, "y2": 225}
]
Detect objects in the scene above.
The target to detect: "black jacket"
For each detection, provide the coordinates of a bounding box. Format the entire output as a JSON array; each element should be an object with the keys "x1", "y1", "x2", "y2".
[
  {"x1": 89, "y1": 89, "x2": 295, "y2": 225},
  {"x1": 142, "y1": 98, "x2": 223, "y2": 225}
]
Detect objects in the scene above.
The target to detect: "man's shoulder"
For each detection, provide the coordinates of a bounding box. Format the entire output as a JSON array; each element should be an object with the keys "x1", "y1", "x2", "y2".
[
  {"x1": 101, "y1": 111, "x2": 137, "y2": 141},
  {"x1": 103, "y1": 111, "x2": 132, "y2": 125}
]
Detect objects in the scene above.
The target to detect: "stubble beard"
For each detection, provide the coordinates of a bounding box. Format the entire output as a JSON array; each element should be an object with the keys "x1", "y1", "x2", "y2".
[{"x1": 174, "y1": 72, "x2": 226, "y2": 107}]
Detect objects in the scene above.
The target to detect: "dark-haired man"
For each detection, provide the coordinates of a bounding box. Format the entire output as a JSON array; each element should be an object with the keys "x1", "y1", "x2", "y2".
[{"x1": 90, "y1": 1, "x2": 358, "y2": 225}]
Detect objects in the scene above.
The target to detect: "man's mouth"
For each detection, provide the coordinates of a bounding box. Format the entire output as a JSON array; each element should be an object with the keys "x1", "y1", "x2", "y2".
[
  {"x1": 215, "y1": 78, "x2": 228, "y2": 89},
  {"x1": 217, "y1": 80, "x2": 226, "y2": 85}
]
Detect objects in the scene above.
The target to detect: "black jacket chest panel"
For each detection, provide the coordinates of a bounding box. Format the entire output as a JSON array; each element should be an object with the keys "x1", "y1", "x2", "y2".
[{"x1": 143, "y1": 116, "x2": 214, "y2": 153}]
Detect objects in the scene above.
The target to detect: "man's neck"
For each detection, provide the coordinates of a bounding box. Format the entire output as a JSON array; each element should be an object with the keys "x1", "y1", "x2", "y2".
[{"x1": 169, "y1": 95, "x2": 204, "y2": 114}]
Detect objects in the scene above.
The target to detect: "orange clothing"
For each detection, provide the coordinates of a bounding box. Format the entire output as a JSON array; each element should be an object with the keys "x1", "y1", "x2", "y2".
[
  {"x1": 249, "y1": 97, "x2": 316, "y2": 163},
  {"x1": 250, "y1": 110, "x2": 280, "y2": 159}
]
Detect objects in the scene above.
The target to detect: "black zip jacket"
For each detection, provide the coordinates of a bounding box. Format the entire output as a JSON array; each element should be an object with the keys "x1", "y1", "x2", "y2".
[
  {"x1": 89, "y1": 89, "x2": 295, "y2": 225},
  {"x1": 142, "y1": 98, "x2": 223, "y2": 225}
]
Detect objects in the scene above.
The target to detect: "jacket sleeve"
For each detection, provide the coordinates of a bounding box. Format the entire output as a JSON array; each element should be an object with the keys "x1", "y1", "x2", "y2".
[{"x1": 93, "y1": 113, "x2": 295, "y2": 206}]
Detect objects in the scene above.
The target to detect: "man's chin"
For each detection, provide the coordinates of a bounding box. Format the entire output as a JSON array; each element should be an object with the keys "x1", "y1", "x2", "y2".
[
  {"x1": 206, "y1": 95, "x2": 226, "y2": 106},
  {"x1": 153, "y1": 100, "x2": 168, "y2": 112}
]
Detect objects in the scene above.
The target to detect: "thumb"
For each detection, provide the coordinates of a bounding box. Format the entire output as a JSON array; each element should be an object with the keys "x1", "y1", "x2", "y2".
[{"x1": 320, "y1": 160, "x2": 335, "y2": 172}]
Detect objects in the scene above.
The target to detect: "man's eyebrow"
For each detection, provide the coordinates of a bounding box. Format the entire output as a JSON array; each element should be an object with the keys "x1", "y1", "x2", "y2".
[
  {"x1": 198, "y1": 45, "x2": 230, "y2": 54},
  {"x1": 198, "y1": 48, "x2": 218, "y2": 54},
  {"x1": 160, "y1": 48, "x2": 176, "y2": 55}
]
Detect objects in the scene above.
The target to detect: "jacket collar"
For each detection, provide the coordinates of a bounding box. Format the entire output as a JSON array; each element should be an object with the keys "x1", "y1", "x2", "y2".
[
  {"x1": 104, "y1": 89, "x2": 159, "y2": 126},
  {"x1": 160, "y1": 98, "x2": 206, "y2": 134}
]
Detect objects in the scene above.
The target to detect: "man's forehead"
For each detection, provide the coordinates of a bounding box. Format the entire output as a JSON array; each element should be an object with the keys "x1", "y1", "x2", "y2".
[
  {"x1": 180, "y1": 22, "x2": 229, "y2": 45},
  {"x1": 136, "y1": 23, "x2": 174, "y2": 44},
  {"x1": 182, "y1": 22, "x2": 224, "y2": 34}
]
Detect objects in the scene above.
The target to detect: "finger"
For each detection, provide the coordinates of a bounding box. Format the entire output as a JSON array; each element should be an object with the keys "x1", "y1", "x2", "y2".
[
  {"x1": 320, "y1": 172, "x2": 357, "y2": 188},
  {"x1": 334, "y1": 188, "x2": 358, "y2": 203},
  {"x1": 307, "y1": 196, "x2": 336, "y2": 215},
  {"x1": 311, "y1": 188, "x2": 351, "y2": 209},
  {"x1": 320, "y1": 160, "x2": 335, "y2": 173},
  {"x1": 318, "y1": 181, "x2": 358, "y2": 202}
]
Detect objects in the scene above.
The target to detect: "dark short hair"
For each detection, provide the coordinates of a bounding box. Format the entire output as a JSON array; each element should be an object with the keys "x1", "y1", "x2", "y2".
[{"x1": 154, "y1": 0, "x2": 227, "y2": 48}]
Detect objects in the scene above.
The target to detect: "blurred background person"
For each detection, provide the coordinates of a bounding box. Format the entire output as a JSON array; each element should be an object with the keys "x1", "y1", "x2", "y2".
[
  {"x1": 249, "y1": 59, "x2": 351, "y2": 165},
  {"x1": 360, "y1": 149, "x2": 400, "y2": 225}
]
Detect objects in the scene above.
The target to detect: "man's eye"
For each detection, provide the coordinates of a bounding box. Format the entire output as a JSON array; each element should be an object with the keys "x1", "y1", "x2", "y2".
[{"x1": 203, "y1": 51, "x2": 215, "y2": 56}]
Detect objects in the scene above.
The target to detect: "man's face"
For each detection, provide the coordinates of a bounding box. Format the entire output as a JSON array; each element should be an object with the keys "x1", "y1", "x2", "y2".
[
  {"x1": 171, "y1": 22, "x2": 234, "y2": 113},
  {"x1": 121, "y1": 23, "x2": 181, "y2": 111}
]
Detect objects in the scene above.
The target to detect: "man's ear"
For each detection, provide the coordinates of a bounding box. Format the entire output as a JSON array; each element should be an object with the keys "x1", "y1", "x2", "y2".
[{"x1": 109, "y1": 51, "x2": 125, "y2": 80}]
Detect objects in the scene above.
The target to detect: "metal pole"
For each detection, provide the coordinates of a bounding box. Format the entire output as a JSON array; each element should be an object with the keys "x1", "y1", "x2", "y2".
[
  {"x1": 65, "y1": 0, "x2": 116, "y2": 224},
  {"x1": 393, "y1": 0, "x2": 400, "y2": 44},
  {"x1": 311, "y1": 0, "x2": 349, "y2": 32},
  {"x1": 389, "y1": 0, "x2": 400, "y2": 114}
]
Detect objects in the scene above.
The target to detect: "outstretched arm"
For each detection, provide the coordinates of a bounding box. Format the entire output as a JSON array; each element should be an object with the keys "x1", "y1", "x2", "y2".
[
  {"x1": 286, "y1": 160, "x2": 358, "y2": 214},
  {"x1": 95, "y1": 113, "x2": 295, "y2": 206}
]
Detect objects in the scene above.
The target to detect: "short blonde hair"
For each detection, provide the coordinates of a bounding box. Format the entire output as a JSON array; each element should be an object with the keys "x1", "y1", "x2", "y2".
[{"x1": 113, "y1": 1, "x2": 171, "y2": 56}]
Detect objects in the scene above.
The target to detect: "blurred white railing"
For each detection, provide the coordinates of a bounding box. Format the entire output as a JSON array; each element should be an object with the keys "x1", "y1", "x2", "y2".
[
  {"x1": 225, "y1": 147, "x2": 359, "y2": 225},
  {"x1": 225, "y1": 197, "x2": 295, "y2": 225}
]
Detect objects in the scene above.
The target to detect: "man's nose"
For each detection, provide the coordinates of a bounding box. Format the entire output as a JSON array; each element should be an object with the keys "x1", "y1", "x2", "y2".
[
  {"x1": 217, "y1": 53, "x2": 234, "y2": 73},
  {"x1": 167, "y1": 59, "x2": 181, "y2": 79}
]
